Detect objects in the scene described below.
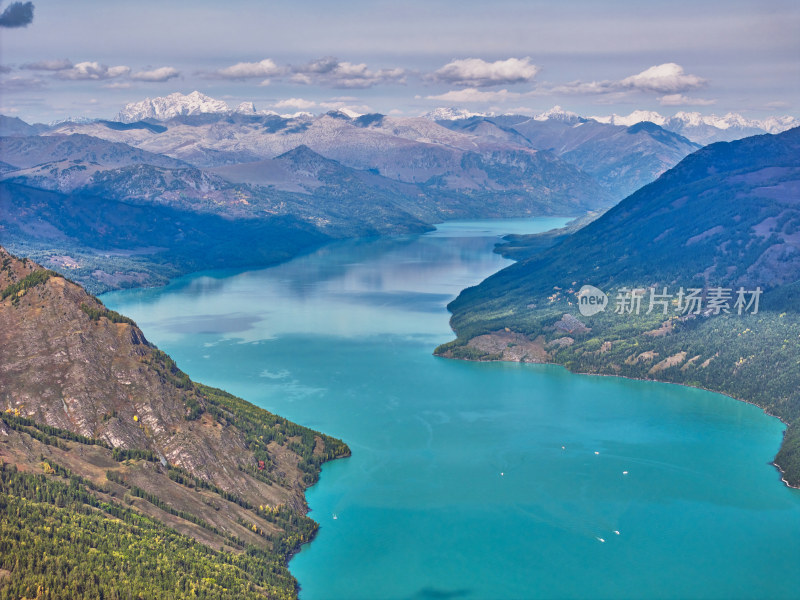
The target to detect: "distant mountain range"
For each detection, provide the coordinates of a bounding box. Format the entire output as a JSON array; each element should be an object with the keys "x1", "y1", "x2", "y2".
[
  {"x1": 110, "y1": 90, "x2": 798, "y2": 144},
  {"x1": 590, "y1": 109, "x2": 798, "y2": 144},
  {"x1": 4, "y1": 92, "x2": 705, "y2": 199},
  {"x1": 436, "y1": 114, "x2": 700, "y2": 198},
  {"x1": 4, "y1": 91, "x2": 795, "y2": 147},
  {"x1": 426, "y1": 104, "x2": 798, "y2": 145},
  {"x1": 0, "y1": 91, "x2": 793, "y2": 293},
  {"x1": 113, "y1": 91, "x2": 798, "y2": 145},
  {"x1": 437, "y1": 126, "x2": 800, "y2": 488}
]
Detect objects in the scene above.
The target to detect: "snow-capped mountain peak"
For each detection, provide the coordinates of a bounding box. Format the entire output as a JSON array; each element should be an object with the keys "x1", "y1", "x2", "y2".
[
  {"x1": 47, "y1": 116, "x2": 98, "y2": 127},
  {"x1": 234, "y1": 101, "x2": 257, "y2": 114},
  {"x1": 671, "y1": 111, "x2": 800, "y2": 133},
  {"x1": 115, "y1": 91, "x2": 230, "y2": 122},
  {"x1": 337, "y1": 107, "x2": 364, "y2": 119},
  {"x1": 667, "y1": 111, "x2": 752, "y2": 131},
  {"x1": 587, "y1": 109, "x2": 798, "y2": 143},
  {"x1": 533, "y1": 105, "x2": 581, "y2": 123},
  {"x1": 591, "y1": 110, "x2": 667, "y2": 127},
  {"x1": 669, "y1": 111, "x2": 707, "y2": 128},
  {"x1": 423, "y1": 107, "x2": 486, "y2": 121},
  {"x1": 759, "y1": 115, "x2": 800, "y2": 134}
]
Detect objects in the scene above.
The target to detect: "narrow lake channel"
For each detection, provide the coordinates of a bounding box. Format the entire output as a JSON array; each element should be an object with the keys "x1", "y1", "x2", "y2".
[{"x1": 103, "y1": 218, "x2": 800, "y2": 600}]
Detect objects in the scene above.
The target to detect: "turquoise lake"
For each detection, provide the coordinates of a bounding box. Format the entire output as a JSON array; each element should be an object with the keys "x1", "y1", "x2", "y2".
[{"x1": 102, "y1": 218, "x2": 800, "y2": 600}]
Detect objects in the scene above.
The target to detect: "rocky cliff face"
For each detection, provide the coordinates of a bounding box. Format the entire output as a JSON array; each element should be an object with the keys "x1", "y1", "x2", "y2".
[
  {"x1": 4, "y1": 247, "x2": 238, "y2": 486},
  {"x1": 0, "y1": 245, "x2": 349, "y2": 556}
]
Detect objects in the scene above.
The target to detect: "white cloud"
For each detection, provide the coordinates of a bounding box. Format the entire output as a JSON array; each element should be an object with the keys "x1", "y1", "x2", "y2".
[
  {"x1": 18, "y1": 59, "x2": 178, "y2": 84},
  {"x1": 659, "y1": 93, "x2": 716, "y2": 106},
  {"x1": 214, "y1": 59, "x2": 283, "y2": 80},
  {"x1": 106, "y1": 66, "x2": 130, "y2": 78},
  {"x1": 550, "y1": 63, "x2": 707, "y2": 99},
  {"x1": 103, "y1": 82, "x2": 132, "y2": 89},
  {"x1": 620, "y1": 63, "x2": 706, "y2": 94},
  {"x1": 273, "y1": 97, "x2": 317, "y2": 110},
  {"x1": 22, "y1": 59, "x2": 72, "y2": 71},
  {"x1": 292, "y1": 57, "x2": 406, "y2": 88},
  {"x1": 550, "y1": 80, "x2": 614, "y2": 94},
  {"x1": 57, "y1": 61, "x2": 130, "y2": 80},
  {"x1": 289, "y1": 73, "x2": 312, "y2": 85},
  {"x1": 430, "y1": 57, "x2": 540, "y2": 87},
  {"x1": 426, "y1": 88, "x2": 521, "y2": 103},
  {"x1": 131, "y1": 66, "x2": 180, "y2": 82}
]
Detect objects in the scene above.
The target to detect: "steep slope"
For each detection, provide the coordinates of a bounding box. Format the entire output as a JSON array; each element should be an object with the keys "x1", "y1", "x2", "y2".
[
  {"x1": 437, "y1": 127, "x2": 800, "y2": 487},
  {"x1": 0, "y1": 246, "x2": 349, "y2": 598}
]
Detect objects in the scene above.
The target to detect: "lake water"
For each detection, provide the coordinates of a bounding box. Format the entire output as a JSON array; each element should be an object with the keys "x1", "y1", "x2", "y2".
[{"x1": 103, "y1": 218, "x2": 800, "y2": 600}]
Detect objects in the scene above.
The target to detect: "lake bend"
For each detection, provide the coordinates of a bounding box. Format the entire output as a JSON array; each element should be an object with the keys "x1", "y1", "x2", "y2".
[{"x1": 102, "y1": 218, "x2": 800, "y2": 600}]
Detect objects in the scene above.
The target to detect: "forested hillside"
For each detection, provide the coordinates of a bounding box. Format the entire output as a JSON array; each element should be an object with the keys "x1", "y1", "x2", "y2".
[{"x1": 437, "y1": 128, "x2": 800, "y2": 486}]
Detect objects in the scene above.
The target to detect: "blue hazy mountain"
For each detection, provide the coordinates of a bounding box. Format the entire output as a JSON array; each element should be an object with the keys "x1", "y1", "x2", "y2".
[{"x1": 437, "y1": 111, "x2": 701, "y2": 200}]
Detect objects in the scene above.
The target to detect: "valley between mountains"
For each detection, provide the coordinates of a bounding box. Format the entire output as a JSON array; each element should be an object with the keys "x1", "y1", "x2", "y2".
[
  {"x1": 1, "y1": 92, "x2": 710, "y2": 294},
  {"x1": 1, "y1": 91, "x2": 799, "y2": 598}
]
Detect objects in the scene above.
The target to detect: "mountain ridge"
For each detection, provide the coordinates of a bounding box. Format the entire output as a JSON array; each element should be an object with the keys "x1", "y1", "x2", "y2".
[
  {"x1": 436, "y1": 126, "x2": 800, "y2": 487},
  {"x1": 423, "y1": 103, "x2": 798, "y2": 144},
  {"x1": 4, "y1": 90, "x2": 796, "y2": 147},
  {"x1": 1, "y1": 94, "x2": 793, "y2": 296},
  {"x1": 0, "y1": 245, "x2": 349, "y2": 597}
]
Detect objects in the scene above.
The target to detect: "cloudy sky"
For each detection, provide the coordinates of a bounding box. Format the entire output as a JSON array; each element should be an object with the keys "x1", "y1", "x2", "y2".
[{"x1": 1, "y1": 0, "x2": 798, "y2": 122}]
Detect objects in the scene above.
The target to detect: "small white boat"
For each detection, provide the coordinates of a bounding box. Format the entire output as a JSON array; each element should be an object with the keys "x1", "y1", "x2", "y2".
[
  {"x1": 613, "y1": 530, "x2": 620, "y2": 535},
  {"x1": 596, "y1": 537, "x2": 605, "y2": 543},
  {"x1": 333, "y1": 514, "x2": 338, "y2": 520}
]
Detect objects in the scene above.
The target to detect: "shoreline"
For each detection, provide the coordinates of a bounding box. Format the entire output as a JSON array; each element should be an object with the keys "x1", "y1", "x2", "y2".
[
  {"x1": 288, "y1": 451, "x2": 351, "y2": 597},
  {"x1": 435, "y1": 350, "x2": 800, "y2": 490},
  {"x1": 290, "y1": 451, "x2": 352, "y2": 562},
  {"x1": 773, "y1": 461, "x2": 799, "y2": 489}
]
